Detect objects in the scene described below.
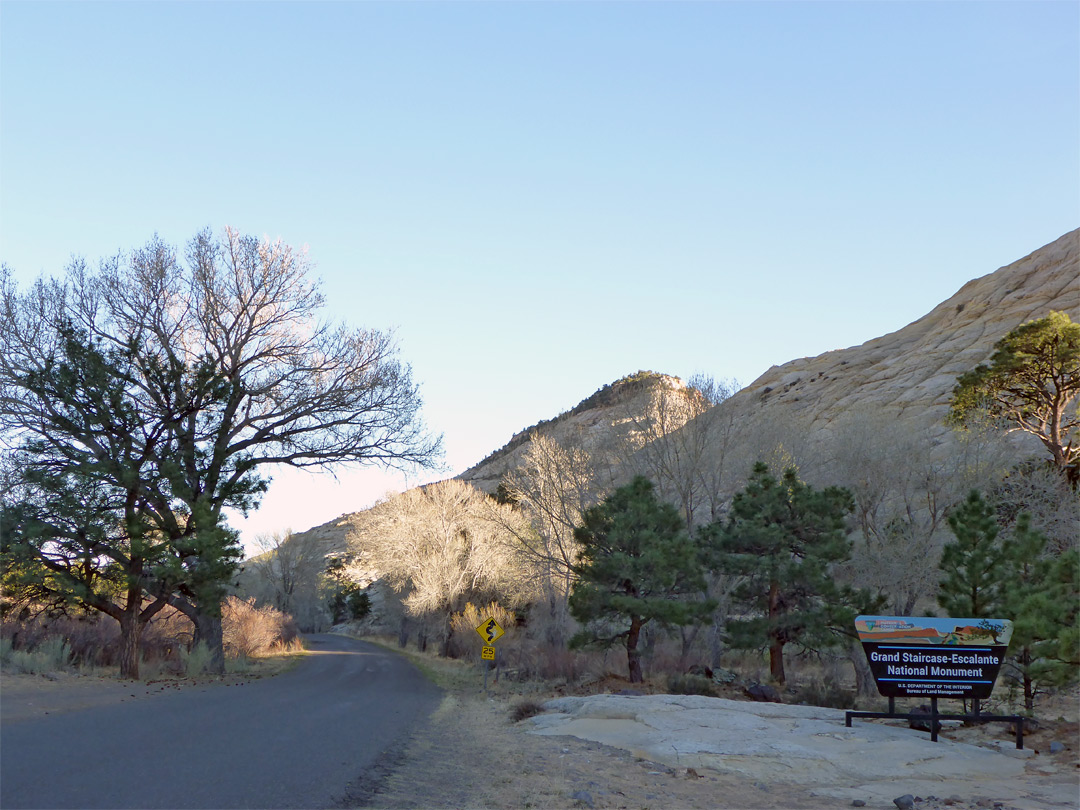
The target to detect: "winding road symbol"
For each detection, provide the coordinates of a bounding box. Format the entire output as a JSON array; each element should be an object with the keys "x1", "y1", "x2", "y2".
[{"x1": 475, "y1": 617, "x2": 504, "y2": 644}]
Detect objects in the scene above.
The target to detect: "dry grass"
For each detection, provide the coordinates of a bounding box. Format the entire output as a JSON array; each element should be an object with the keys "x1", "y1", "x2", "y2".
[
  {"x1": 508, "y1": 698, "x2": 546, "y2": 723},
  {"x1": 1, "y1": 600, "x2": 307, "y2": 682},
  {"x1": 222, "y1": 596, "x2": 300, "y2": 659}
]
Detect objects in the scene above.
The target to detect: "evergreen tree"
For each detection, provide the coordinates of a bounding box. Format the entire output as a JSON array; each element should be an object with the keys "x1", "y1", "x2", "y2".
[
  {"x1": 569, "y1": 476, "x2": 714, "y2": 683},
  {"x1": 1045, "y1": 549, "x2": 1080, "y2": 673},
  {"x1": 937, "y1": 490, "x2": 1009, "y2": 618},
  {"x1": 937, "y1": 492, "x2": 1078, "y2": 711},
  {"x1": 703, "y1": 463, "x2": 877, "y2": 685},
  {"x1": 948, "y1": 311, "x2": 1080, "y2": 473},
  {"x1": 1, "y1": 231, "x2": 440, "y2": 672},
  {"x1": 999, "y1": 516, "x2": 1079, "y2": 711},
  {"x1": 0, "y1": 326, "x2": 177, "y2": 678}
]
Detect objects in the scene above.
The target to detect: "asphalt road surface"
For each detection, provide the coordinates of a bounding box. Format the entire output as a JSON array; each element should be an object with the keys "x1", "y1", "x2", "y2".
[{"x1": 0, "y1": 634, "x2": 442, "y2": 809}]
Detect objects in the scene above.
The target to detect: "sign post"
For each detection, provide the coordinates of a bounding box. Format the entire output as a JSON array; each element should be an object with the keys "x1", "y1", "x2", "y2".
[
  {"x1": 847, "y1": 616, "x2": 1025, "y2": 748},
  {"x1": 475, "y1": 617, "x2": 505, "y2": 691}
]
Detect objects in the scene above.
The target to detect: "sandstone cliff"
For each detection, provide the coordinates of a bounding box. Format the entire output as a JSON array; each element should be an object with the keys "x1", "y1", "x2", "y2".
[
  {"x1": 267, "y1": 229, "x2": 1078, "y2": 566},
  {"x1": 703, "y1": 228, "x2": 1078, "y2": 466},
  {"x1": 457, "y1": 371, "x2": 701, "y2": 494}
]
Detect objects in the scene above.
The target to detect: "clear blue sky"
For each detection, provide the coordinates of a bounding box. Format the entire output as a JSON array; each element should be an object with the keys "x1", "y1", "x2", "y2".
[{"x1": 2, "y1": 1, "x2": 1077, "y2": 552}]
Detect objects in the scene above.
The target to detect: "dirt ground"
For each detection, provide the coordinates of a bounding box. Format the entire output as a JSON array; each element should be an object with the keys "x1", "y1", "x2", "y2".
[
  {"x1": 0, "y1": 670, "x2": 258, "y2": 722},
  {"x1": 342, "y1": 688, "x2": 1080, "y2": 810},
  {"x1": 343, "y1": 689, "x2": 836, "y2": 810},
  {"x1": 3, "y1": 669, "x2": 1077, "y2": 810}
]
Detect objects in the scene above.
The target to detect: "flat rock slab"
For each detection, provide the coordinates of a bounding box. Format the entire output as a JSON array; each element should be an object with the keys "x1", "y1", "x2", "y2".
[{"x1": 528, "y1": 695, "x2": 1075, "y2": 808}]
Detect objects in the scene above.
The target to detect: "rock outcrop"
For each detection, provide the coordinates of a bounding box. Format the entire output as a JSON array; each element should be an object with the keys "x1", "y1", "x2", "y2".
[
  {"x1": 266, "y1": 229, "x2": 1079, "y2": 575},
  {"x1": 457, "y1": 372, "x2": 701, "y2": 494},
  {"x1": 698, "y1": 228, "x2": 1078, "y2": 466}
]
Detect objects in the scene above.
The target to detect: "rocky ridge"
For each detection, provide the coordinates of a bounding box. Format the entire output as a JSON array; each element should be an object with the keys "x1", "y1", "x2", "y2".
[
  {"x1": 457, "y1": 371, "x2": 699, "y2": 494},
  {"x1": 707, "y1": 229, "x2": 1078, "y2": 463},
  {"x1": 276, "y1": 229, "x2": 1078, "y2": 558}
]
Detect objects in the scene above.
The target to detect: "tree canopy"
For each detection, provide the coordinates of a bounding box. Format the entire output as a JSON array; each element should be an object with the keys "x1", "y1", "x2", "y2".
[
  {"x1": 0, "y1": 228, "x2": 441, "y2": 673},
  {"x1": 703, "y1": 463, "x2": 879, "y2": 685},
  {"x1": 948, "y1": 311, "x2": 1080, "y2": 473},
  {"x1": 936, "y1": 490, "x2": 1010, "y2": 619},
  {"x1": 569, "y1": 476, "x2": 714, "y2": 683},
  {"x1": 350, "y1": 479, "x2": 539, "y2": 655}
]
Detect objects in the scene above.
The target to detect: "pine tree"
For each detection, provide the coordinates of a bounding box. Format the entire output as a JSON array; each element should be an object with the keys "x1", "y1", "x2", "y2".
[
  {"x1": 937, "y1": 491, "x2": 1008, "y2": 618},
  {"x1": 999, "y1": 516, "x2": 1079, "y2": 711},
  {"x1": 948, "y1": 311, "x2": 1080, "y2": 473},
  {"x1": 703, "y1": 463, "x2": 878, "y2": 685},
  {"x1": 569, "y1": 476, "x2": 714, "y2": 683}
]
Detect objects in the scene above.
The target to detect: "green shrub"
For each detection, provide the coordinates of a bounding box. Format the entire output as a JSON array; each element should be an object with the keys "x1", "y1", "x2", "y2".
[
  {"x1": 0, "y1": 636, "x2": 71, "y2": 674},
  {"x1": 791, "y1": 678, "x2": 856, "y2": 709},
  {"x1": 666, "y1": 673, "x2": 718, "y2": 697},
  {"x1": 347, "y1": 591, "x2": 371, "y2": 621},
  {"x1": 180, "y1": 642, "x2": 213, "y2": 677}
]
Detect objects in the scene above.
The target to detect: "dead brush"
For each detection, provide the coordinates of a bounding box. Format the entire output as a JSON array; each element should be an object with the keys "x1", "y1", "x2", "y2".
[
  {"x1": 222, "y1": 596, "x2": 299, "y2": 659},
  {"x1": 447, "y1": 601, "x2": 519, "y2": 659},
  {"x1": 510, "y1": 698, "x2": 547, "y2": 723}
]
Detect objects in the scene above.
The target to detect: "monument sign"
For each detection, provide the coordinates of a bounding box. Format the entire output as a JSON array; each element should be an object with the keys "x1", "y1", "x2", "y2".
[{"x1": 856, "y1": 615, "x2": 1012, "y2": 700}]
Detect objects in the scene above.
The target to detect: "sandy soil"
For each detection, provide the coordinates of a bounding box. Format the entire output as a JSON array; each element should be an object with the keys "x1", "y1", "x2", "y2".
[
  {"x1": 3, "y1": 670, "x2": 1077, "y2": 810},
  {"x1": 0, "y1": 671, "x2": 253, "y2": 722},
  {"x1": 346, "y1": 690, "x2": 831, "y2": 810},
  {"x1": 345, "y1": 689, "x2": 1079, "y2": 810}
]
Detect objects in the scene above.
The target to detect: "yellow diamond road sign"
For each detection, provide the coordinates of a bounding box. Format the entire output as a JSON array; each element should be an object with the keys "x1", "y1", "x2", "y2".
[{"x1": 476, "y1": 617, "x2": 504, "y2": 644}]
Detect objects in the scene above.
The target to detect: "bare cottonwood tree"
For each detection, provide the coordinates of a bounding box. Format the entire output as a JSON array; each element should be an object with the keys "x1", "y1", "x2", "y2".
[
  {"x1": 245, "y1": 529, "x2": 329, "y2": 630},
  {"x1": 684, "y1": 375, "x2": 742, "y2": 524},
  {"x1": 825, "y1": 406, "x2": 1013, "y2": 615},
  {"x1": 497, "y1": 433, "x2": 610, "y2": 646},
  {"x1": 990, "y1": 460, "x2": 1080, "y2": 555},
  {"x1": 349, "y1": 479, "x2": 539, "y2": 655},
  {"x1": 617, "y1": 376, "x2": 737, "y2": 532},
  {"x1": 609, "y1": 375, "x2": 745, "y2": 666},
  {"x1": 0, "y1": 229, "x2": 441, "y2": 672}
]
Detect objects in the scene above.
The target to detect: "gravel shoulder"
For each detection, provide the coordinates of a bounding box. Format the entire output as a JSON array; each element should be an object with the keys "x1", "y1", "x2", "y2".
[
  {"x1": 348, "y1": 687, "x2": 1079, "y2": 810},
  {"x1": 1, "y1": 670, "x2": 245, "y2": 722},
  {"x1": 351, "y1": 690, "x2": 822, "y2": 810}
]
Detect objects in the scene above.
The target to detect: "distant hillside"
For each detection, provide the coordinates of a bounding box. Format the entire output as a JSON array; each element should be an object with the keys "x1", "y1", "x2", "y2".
[
  {"x1": 265, "y1": 229, "x2": 1078, "y2": 572},
  {"x1": 457, "y1": 371, "x2": 702, "y2": 493},
  {"x1": 261, "y1": 371, "x2": 701, "y2": 558},
  {"x1": 698, "y1": 228, "x2": 1078, "y2": 475}
]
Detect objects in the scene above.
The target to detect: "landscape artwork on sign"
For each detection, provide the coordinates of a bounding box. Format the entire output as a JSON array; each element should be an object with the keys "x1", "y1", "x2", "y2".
[{"x1": 855, "y1": 616, "x2": 1014, "y2": 647}]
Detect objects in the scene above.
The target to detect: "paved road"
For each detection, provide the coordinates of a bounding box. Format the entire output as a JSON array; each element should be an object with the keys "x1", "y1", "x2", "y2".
[{"x1": 0, "y1": 634, "x2": 441, "y2": 809}]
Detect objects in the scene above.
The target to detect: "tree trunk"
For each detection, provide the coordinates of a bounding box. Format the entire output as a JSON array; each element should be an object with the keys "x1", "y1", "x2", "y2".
[
  {"x1": 678, "y1": 625, "x2": 700, "y2": 672},
  {"x1": 440, "y1": 616, "x2": 454, "y2": 658},
  {"x1": 709, "y1": 618, "x2": 726, "y2": 670},
  {"x1": 626, "y1": 615, "x2": 644, "y2": 684},
  {"x1": 192, "y1": 611, "x2": 226, "y2": 675},
  {"x1": 769, "y1": 635, "x2": 786, "y2": 685},
  {"x1": 1020, "y1": 647, "x2": 1035, "y2": 712},
  {"x1": 117, "y1": 611, "x2": 142, "y2": 680},
  {"x1": 165, "y1": 593, "x2": 226, "y2": 674},
  {"x1": 546, "y1": 595, "x2": 569, "y2": 649},
  {"x1": 398, "y1": 616, "x2": 410, "y2": 648},
  {"x1": 849, "y1": 640, "x2": 876, "y2": 698},
  {"x1": 768, "y1": 580, "x2": 785, "y2": 685}
]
